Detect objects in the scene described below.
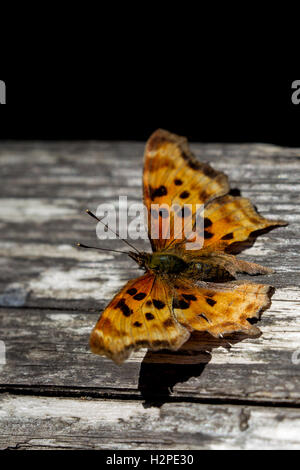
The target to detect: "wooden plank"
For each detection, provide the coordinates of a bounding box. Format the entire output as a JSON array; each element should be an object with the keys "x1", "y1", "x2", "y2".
[
  {"x1": 0, "y1": 141, "x2": 300, "y2": 405},
  {"x1": 0, "y1": 394, "x2": 299, "y2": 450},
  {"x1": 1, "y1": 303, "x2": 300, "y2": 405}
]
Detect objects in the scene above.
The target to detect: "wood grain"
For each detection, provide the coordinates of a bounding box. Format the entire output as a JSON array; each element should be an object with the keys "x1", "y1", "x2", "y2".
[
  {"x1": 0, "y1": 141, "x2": 299, "y2": 449},
  {"x1": 0, "y1": 302, "x2": 300, "y2": 405},
  {"x1": 1, "y1": 394, "x2": 300, "y2": 450}
]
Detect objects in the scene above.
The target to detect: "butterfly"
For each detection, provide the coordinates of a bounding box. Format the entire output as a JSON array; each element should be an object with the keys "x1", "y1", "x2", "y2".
[{"x1": 80, "y1": 129, "x2": 287, "y2": 364}]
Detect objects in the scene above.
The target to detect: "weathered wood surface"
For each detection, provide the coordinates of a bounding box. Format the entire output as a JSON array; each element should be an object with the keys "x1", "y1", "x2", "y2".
[
  {"x1": 1, "y1": 394, "x2": 300, "y2": 450},
  {"x1": 1, "y1": 304, "x2": 300, "y2": 406},
  {"x1": 0, "y1": 141, "x2": 300, "y2": 449}
]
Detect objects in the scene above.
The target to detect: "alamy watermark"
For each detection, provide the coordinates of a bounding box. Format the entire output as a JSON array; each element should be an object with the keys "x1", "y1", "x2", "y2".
[
  {"x1": 0, "y1": 81, "x2": 6, "y2": 104},
  {"x1": 291, "y1": 80, "x2": 300, "y2": 105},
  {"x1": 94, "y1": 197, "x2": 205, "y2": 250},
  {"x1": 292, "y1": 350, "x2": 300, "y2": 365}
]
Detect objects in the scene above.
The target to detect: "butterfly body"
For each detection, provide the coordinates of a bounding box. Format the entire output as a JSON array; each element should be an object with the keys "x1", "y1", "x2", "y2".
[
  {"x1": 184, "y1": 258, "x2": 234, "y2": 282},
  {"x1": 88, "y1": 129, "x2": 288, "y2": 364},
  {"x1": 146, "y1": 252, "x2": 187, "y2": 274},
  {"x1": 131, "y1": 250, "x2": 232, "y2": 281}
]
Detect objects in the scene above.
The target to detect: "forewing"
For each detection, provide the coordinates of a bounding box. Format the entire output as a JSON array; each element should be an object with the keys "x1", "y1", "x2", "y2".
[{"x1": 143, "y1": 129, "x2": 229, "y2": 251}]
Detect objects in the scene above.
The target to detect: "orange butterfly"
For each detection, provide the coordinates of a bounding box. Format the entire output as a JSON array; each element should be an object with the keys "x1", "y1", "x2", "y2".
[{"x1": 82, "y1": 129, "x2": 287, "y2": 364}]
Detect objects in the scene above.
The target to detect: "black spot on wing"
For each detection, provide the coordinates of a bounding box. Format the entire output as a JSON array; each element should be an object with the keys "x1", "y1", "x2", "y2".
[
  {"x1": 146, "y1": 313, "x2": 155, "y2": 320},
  {"x1": 204, "y1": 231, "x2": 214, "y2": 239},
  {"x1": 163, "y1": 318, "x2": 174, "y2": 327},
  {"x1": 206, "y1": 298, "x2": 217, "y2": 307},
  {"x1": 133, "y1": 292, "x2": 147, "y2": 301},
  {"x1": 179, "y1": 300, "x2": 190, "y2": 309},
  {"x1": 221, "y1": 232, "x2": 234, "y2": 240},
  {"x1": 151, "y1": 185, "x2": 168, "y2": 200},
  {"x1": 204, "y1": 218, "x2": 213, "y2": 228},
  {"x1": 173, "y1": 298, "x2": 190, "y2": 310},
  {"x1": 180, "y1": 191, "x2": 190, "y2": 199},
  {"x1": 133, "y1": 321, "x2": 142, "y2": 327},
  {"x1": 205, "y1": 291, "x2": 215, "y2": 298},
  {"x1": 115, "y1": 299, "x2": 133, "y2": 317},
  {"x1": 202, "y1": 164, "x2": 219, "y2": 178},
  {"x1": 153, "y1": 299, "x2": 165, "y2": 309},
  {"x1": 174, "y1": 179, "x2": 183, "y2": 186},
  {"x1": 181, "y1": 150, "x2": 202, "y2": 170},
  {"x1": 187, "y1": 159, "x2": 201, "y2": 170},
  {"x1": 182, "y1": 294, "x2": 197, "y2": 301},
  {"x1": 127, "y1": 288, "x2": 137, "y2": 296}
]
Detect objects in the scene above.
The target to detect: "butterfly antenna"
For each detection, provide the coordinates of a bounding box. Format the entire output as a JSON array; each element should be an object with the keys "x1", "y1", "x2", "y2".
[
  {"x1": 76, "y1": 243, "x2": 128, "y2": 255},
  {"x1": 85, "y1": 209, "x2": 140, "y2": 253}
]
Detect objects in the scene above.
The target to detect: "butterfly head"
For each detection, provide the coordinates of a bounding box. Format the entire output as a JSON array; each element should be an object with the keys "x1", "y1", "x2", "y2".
[{"x1": 128, "y1": 251, "x2": 150, "y2": 269}]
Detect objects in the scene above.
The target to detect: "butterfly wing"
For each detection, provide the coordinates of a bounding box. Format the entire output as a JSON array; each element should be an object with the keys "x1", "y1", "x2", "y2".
[
  {"x1": 143, "y1": 129, "x2": 286, "y2": 254},
  {"x1": 188, "y1": 194, "x2": 287, "y2": 253},
  {"x1": 143, "y1": 129, "x2": 229, "y2": 252},
  {"x1": 171, "y1": 277, "x2": 274, "y2": 338},
  {"x1": 90, "y1": 273, "x2": 190, "y2": 364}
]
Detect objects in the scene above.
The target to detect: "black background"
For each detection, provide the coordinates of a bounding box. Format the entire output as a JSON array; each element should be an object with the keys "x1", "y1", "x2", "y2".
[{"x1": 0, "y1": 76, "x2": 299, "y2": 146}]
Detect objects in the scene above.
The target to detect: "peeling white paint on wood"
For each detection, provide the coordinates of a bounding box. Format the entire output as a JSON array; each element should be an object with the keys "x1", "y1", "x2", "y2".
[
  {"x1": 28, "y1": 266, "x2": 121, "y2": 301},
  {"x1": 0, "y1": 199, "x2": 78, "y2": 222}
]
